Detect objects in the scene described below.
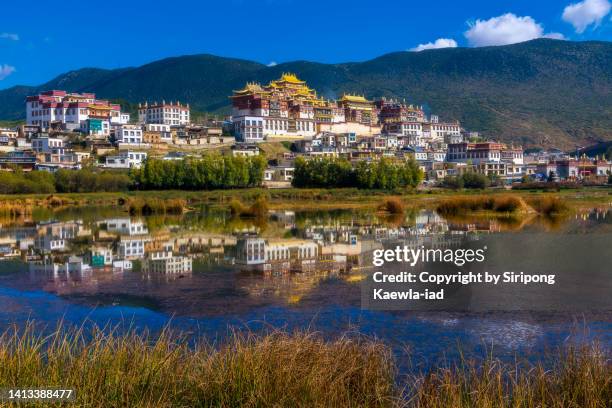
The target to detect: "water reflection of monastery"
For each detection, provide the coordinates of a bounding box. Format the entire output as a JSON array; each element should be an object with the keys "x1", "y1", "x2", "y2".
[{"x1": 0, "y1": 208, "x2": 539, "y2": 302}]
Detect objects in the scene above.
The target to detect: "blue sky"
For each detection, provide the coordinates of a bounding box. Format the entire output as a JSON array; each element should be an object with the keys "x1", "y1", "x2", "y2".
[{"x1": 1, "y1": 0, "x2": 610, "y2": 89}]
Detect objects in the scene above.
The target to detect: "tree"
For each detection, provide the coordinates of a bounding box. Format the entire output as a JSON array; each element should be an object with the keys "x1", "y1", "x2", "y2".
[
  {"x1": 443, "y1": 175, "x2": 464, "y2": 189},
  {"x1": 292, "y1": 157, "x2": 422, "y2": 190},
  {"x1": 462, "y1": 172, "x2": 490, "y2": 189}
]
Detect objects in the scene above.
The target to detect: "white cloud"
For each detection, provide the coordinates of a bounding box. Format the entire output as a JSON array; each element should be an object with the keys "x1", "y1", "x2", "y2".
[
  {"x1": 543, "y1": 32, "x2": 566, "y2": 39},
  {"x1": 267, "y1": 61, "x2": 278, "y2": 67},
  {"x1": 0, "y1": 32, "x2": 19, "y2": 41},
  {"x1": 410, "y1": 38, "x2": 458, "y2": 51},
  {"x1": 562, "y1": 0, "x2": 611, "y2": 33},
  {"x1": 0, "y1": 64, "x2": 16, "y2": 80},
  {"x1": 464, "y1": 13, "x2": 562, "y2": 46}
]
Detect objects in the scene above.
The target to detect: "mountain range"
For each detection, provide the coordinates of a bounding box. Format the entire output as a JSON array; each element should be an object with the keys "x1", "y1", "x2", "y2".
[{"x1": 0, "y1": 39, "x2": 610, "y2": 149}]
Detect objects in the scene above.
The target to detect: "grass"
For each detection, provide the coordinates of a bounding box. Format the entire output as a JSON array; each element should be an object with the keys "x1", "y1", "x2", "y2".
[
  {"x1": 126, "y1": 197, "x2": 187, "y2": 215},
  {"x1": 258, "y1": 141, "x2": 291, "y2": 159},
  {"x1": 0, "y1": 186, "x2": 609, "y2": 214},
  {"x1": 0, "y1": 201, "x2": 32, "y2": 217},
  {"x1": 229, "y1": 197, "x2": 269, "y2": 218},
  {"x1": 408, "y1": 344, "x2": 611, "y2": 407},
  {"x1": 378, "y1": 197, "x2": 406, "y2": 215},
  {"x1": 0, "y1": 324, "x2": 394, "y2": 408},
  {"x1": 527, "y1": 195, "x2": 571, "y2": 216},
  {"x1": 436, "y1": 195, "x2": 526, "y2": 216},
  {"x1": 0, "y1": 323, "x2": 609, "y2": 407}
]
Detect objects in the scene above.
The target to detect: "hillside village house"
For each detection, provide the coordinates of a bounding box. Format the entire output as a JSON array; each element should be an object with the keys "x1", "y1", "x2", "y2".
[
  {"x1": 138, "y1": 101, "x2": 190, "y2": 126},
  {"x1": 0, "y1": 85, "x2": 608, "y2": 186},
  {"x1": 26, "y1": 90, "x2": 128, "y2": 131},
  {"x1": 115, "y1": 124, "x2": 147, "y2": 147},
  {"x1": 104, "y1": 151, "x2": 147, "y2": 169}
]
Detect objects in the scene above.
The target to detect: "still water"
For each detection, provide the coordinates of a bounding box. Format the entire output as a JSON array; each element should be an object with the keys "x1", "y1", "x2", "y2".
[{"x1": 0, "y1": 204, "x2": 610, "y2": 368}]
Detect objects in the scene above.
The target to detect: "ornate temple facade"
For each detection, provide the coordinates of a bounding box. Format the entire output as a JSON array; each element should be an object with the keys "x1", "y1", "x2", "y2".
[
  {"x1": 376, "y1": 97, "x2": 461, "y2": 147},
  {"x1": 231, "y1": 73, "x2": 379, "y2": 142}
]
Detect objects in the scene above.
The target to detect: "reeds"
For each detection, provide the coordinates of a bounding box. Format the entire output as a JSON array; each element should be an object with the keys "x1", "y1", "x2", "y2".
[
  {"x1": 0, "y1": 323, "x2": 610, "y2": 407},
  {"x1": 0, "y1": 201, "x2": 32, "y2": 217},
  {"x1": 127, "y1": 197, "x2": 187, "y2": 215},
  {"x1": 0, "y1": 324, "x2": 394, "y2": 407},
  {"x1": 408, "y1": 344, "x2": 611, "y2": 407},
  {"x1": 378, "y1": 197, "x2": 406, "y2": 215},
  {"x1": 436, "y1": 195, "x2": 525, "y2": 216},
  {"x1": 527, "y1": 195, "x2": 570, "y2": 216},
  {"x1": 0, "y1": 323, "x2": 609, "y2": 407},
  {"x1": 229, "y1": 197, "x2": 269, "y2": 218},
  {"x1": 45, "y1": 195, "x2": 67, "y2": 207}
]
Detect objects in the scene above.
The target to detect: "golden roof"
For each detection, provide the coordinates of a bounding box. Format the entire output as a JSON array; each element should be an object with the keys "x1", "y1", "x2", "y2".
[
  {"x1": 296, "y1": 87, "x2": 314, "y2": 96},
  {"x1": 340, "y1": 94, "x2": 371, "y2": 103},
  {"x1": 279, "y1": 72, "x2": 304, "y2": 84},
  {"x1": 234, "y1": 82, "x2": 265, "y2": 93}
]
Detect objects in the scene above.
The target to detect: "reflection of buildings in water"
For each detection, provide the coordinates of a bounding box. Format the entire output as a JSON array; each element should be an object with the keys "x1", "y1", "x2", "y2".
[
  {"x1": 142, "y1": 251, "x2": 193, "y2": 275},
  {"x1": 236, "y1": 237, "x2": 320, "y2": 274},
  {"x1": 448, "y1": 220, "x2": 501, "y2": 233},
  {"x1": 0, "y1": 244, "x2": 20, "y2": 258},
  {"x1": 269, "y1": 210, "x2": 296, "y2": 230},
  {"x1": 34, "y1": 220, "x2": 85, "y2": 252},
  {"x1": 0, "y1": 225, "x2": 36, "y2": 259},
  {"x1": 390, "y1": 233, "x2": 467, "y2": 250},
  {"x1": 101, "y1": 218, "x2": 149, "y2": 236},
  {"x1": 141, "y1": 251, "x2": 193, "y2": 283},
  {"x1": 27, "y1": 255, "x2": 128, "y2": 293},
  {"x1": 30, "y1": 256, "x2": 91, "y2": 275},
  {"x1": 87, "y1": 244, "x2": 133, "y2": 270},
  {"x1": 165, "y1": 232, "x2": 236, "y2": 257},
  {"x1": 319, "y1": 238, "x2": 380, "y2": 271},
  {"x1": 235, "y1": 233, "x2": 379, "y2": 303},
  {"x1": 242, "y1": 268, "x2": 338, "y2": 304},
  {"x1": 575, "y1": 208, "x2": 610, "y2": 223},
  {"x1": 117, "y1": 235, "x2": 151, "y2": 260},
  {"x1": 89, "y1": 245, "x2": 113, "y2": 266},
  {"x1": 415, "y1": 211, "x2": 449, "y2": 235}
]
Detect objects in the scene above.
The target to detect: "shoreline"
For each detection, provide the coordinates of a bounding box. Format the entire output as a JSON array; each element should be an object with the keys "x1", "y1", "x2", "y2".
[{"x1": 0, "y1": 186, "x2": 610, "y2": 212}]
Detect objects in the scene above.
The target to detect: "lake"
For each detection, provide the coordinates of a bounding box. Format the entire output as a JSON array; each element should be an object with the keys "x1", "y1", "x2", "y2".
[{"x1": 0, "y1": 203, "x2": 610, "y2": 370}]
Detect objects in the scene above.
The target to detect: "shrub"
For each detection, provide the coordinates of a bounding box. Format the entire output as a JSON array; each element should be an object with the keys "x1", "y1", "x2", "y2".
[
  {"x1": 437, "y1": 195, "x2": 524, "y2": 215},
  {"x1": 379, "y1": 197, "x2": 405, "y2": 214},
  {"x1": 461, "y1": 172, "x2": 490, "y2": 189},
  {"x1": 527, "y1": 196, "x2": 569, "y2": 216},
  {"x1": 0, "y1": 170, "x2": 56, "y2": 194},
  {"x1": 443, "y1": 173, "x2": 490, "y2": 190},
  {"x1": 127, "y1": 197, "x2": 186, "y2": 215},
  {"x1": 491, "y1": 195, "x2": 522, "y2": 212},
  {"x1": 230, "y1": 197, "x2": 269, "y2": 218},
  {"x1": 442, "y1": 175, "x2": 464, "y2": 189},
  {"x1": 134, "y1": 154, "x2": 267, "y2": 190},
  {"x1": 293, "y1": 157, "x2": 422, "y2": 190}
]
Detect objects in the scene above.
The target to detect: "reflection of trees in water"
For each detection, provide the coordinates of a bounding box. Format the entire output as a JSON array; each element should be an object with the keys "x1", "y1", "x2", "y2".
[{"x1": 535, "y1": 213, "x2": 572, "y2": 231}]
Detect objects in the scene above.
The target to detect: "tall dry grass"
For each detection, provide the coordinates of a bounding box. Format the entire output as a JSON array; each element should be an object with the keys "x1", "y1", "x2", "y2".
[
  {"x1": 378, "y1": 197, "x2": 406, "y2": 215},
  {"x1": 229, "y1": 197, "x2": 269, "y2": 218},
  {"x1": 407, "y1": 345, "x2": 611, "y2": 407},
  {"x1": 0, "y1": 201, "x2": 32, "y2": 217},
  {"x1": 127, "y1": 197, "x2": 187, "y2": 215},
  {"x1": 0, "y1": 324, "x2": 609, "y2": 407},
  {"x1": 436, "y1": 195, "x2": 525, "y2": 216},
  {"x1": 526, "y1": 195, "x2": 570, "y2": 216},
  {"x1": 0, "y1": 324, "x2": 394, "y2": 407}
]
